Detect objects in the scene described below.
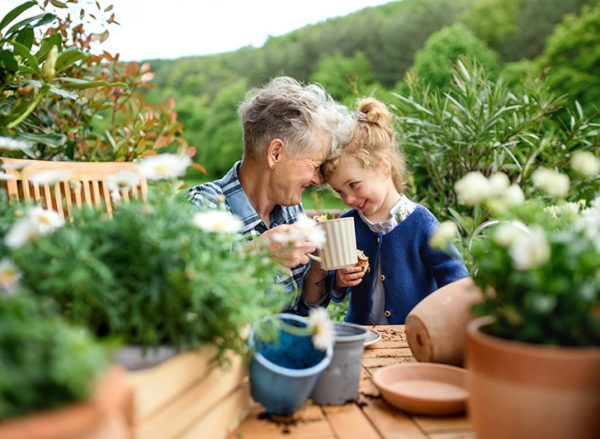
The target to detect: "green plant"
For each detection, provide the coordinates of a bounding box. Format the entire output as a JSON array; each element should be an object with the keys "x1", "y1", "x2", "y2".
[
  {"x1": 0, "y1": 291, "x2": 109, "y2": 419},
  {"x1": 393, "y1": 58, "x2": 600, "y2": 235},
  {"x1": 432, "y1": 160, "x2": 600, "y2": 346},
  {"x1": 2, "y1": 180, "x2": 288, "y2": 359},
  {"x1": 0, "y1": 1, "x2": 197, "y2": 164}
]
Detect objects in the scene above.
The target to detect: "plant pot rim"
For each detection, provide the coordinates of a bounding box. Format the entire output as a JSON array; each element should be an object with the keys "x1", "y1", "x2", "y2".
[
  {"x1": 467, "y1": 316, "x2": 600, "y2": 357},
  {"x1": 250, "y1": 313, "x2": 333, "y2": 377}
]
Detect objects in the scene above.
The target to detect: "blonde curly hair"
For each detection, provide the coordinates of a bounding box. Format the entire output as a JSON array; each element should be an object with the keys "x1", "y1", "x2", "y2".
[{"x1": 322, "y1": 97, "x2": 408, "y2": 192}]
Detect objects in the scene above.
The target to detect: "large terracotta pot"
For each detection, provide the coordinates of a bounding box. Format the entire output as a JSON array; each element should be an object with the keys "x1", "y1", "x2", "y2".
[
  {"x1": 406, "y1": 277, "x2": 481, "y2": 365},
  {"x1": 0, "y1": 365, "x2": 133, "y2": 439},
  {"x1": 466, "y1": 317, "x2": 600, "y2": 439}
]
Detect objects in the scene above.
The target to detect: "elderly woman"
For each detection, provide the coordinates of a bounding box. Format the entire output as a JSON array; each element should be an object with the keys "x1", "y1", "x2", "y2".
[{"x1": 187, "y1": 76, "x2": 353, "y2": 314}]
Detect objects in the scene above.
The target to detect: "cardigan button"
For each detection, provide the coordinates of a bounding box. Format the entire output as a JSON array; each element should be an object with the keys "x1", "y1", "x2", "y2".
[
  {"x1": 377, "y1": 237, "x2": 381, "y2": 243},
  {"x1": 379, "y1": 274, "x2": 385, "y2": 281},
  {"x1": 384, "y1": 310, "x2": 391, "y2": 318}
]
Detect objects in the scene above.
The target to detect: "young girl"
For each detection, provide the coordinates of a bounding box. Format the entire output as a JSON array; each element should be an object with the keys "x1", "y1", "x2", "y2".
[{"x1": 321, "y1": 97, "x2": 468, "y2": 325}]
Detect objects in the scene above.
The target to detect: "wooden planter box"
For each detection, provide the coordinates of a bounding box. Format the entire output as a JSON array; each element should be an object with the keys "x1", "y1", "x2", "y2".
[{"x1": 127, "y1": 346, "x2": 250, "y2": 439}]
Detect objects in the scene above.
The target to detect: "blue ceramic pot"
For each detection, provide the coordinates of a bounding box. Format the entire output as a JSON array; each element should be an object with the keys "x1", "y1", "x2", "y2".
[{"x1": 249, "y1": 313, "x2": 333, "y2": 415}]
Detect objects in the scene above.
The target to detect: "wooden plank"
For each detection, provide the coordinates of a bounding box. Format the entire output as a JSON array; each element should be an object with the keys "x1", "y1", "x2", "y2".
[
  {"x1": 362, "y1": 355, "x2": 416, "y2": 369},
  {"x1": 363, "y1": 347, "x2": 414, "y2": 359},
  {"x1": 322, "y1": 404, "x2": 380, "y2": 439},
  {"x1": 127, "y1": 346, "x2": 219, "y2": 421},
  {"x1": 178, "y1": 383, "x2": 251, "y2": 439},
  {"x1": 229, "y1": 402, "x2": 335, "y2": 439},
  {"x1": 361, "y1": 398, "x2": 428, "y2": 439},
  {"x1": 134, "y1": 353, "x2": 248, "y2": 439},
  {"x1": 411, "y1": 414, "x2": 472, "y2": 434}
]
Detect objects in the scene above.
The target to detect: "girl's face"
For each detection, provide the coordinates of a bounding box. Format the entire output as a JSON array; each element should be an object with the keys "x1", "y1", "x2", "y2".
[{"x1": 327, "y1": 156, "x2": 399, "y2": 222}]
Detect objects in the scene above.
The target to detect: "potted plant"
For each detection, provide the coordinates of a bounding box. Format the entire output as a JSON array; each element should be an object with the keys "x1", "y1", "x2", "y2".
[
  {"x1": 0, "y1": 284, "x2": 132, "y2": 439},
  {"x1": 431, "y1": 156, "x2": 600, "y2": 439},
  {"x1": 0, "y1": 155, "x2": 290, "y2": 438}
]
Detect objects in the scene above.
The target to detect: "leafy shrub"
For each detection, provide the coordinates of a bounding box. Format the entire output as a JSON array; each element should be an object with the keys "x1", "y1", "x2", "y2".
[
  {"x1": 5, "y1": 188, "x2": 288, "y2": 358},
  {"x1": 0, "y1": 292, "x2": 109, "y2": 419}
]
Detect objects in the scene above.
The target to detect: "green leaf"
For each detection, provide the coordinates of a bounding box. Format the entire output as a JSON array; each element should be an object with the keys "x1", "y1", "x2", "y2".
[
  {"x1": 0, "y1": 49, "x2": 19, "y2": 72},
  {"x1": 0, "y1": 1, "x2": 36, "y2": 32},
  {"x1": 54, "y1": 47, "x2": 88, "y2": 72},
  {"x1": 56, "y1": 77, "x2": 128, "y2": 90},
  {"x1": 35, "y1": 34, "x2": 62, "y2": 63},
  {"x1": 14, "y1": 132, "x2": 63, "y2": 148},
  {"x1": 10, "y1": 41, "x2": 40, "y2": 73},
  {"x1": 5, "y1": 13, "x2": 56, "y2": 37},
  {"x1": 15, "y1": 25, "x2": 34, "y2": 50}
]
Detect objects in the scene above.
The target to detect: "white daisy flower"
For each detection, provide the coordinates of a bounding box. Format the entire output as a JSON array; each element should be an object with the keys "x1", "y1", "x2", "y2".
[
  {"x1": 0, "y1": 258, "x2": 21, "y2": 296},
  {"x1": 0, "y1": 172, "x2": 16, "y2": 180},
  {"x1": 509, "y1": 227, "x2": 550, "y2": 270},
  {"x1": 0, "y1": 136, "x2": 30, "y2": 151},
  {"x1": 30, "y1": 170, "x2": 71, "y2": 185},
  {"x1": 532, "y1": 168, "x2": 570, "y2": 198},
  {"x1": 571, "y1": 151, "x2": 600, "y2": 177},
  {"x1": 106, "y1": 170, "x2": 140, "y2": 192},
  {"x1": 272, "y1": 231, "x2": 305, "y2": 245},
  {"x1": 502, "y1": 184, "x2": 525, "y2": 207},
  {"x1": 4, "y1": 207, "x2": 65, "y2": 249},
  {"x1": 308, "y1": 307, "x2": 334, "y2": 351},
  {"x1": 137, "y1": 154, "x2": 191, "y2": 181},
  {"x1": 192, "y1": 210, "x2": 243, "y2": 233},
  {"x1": 455, "y1": 172, "x2": 491, "y2": 206},
  {"x1": 429, "y1": 221, "x2": 458, "y2": 251},
  {"x1": 110, "y1": 190, "x2": 121, "y2": 202},
  {"x1": 295, "y1": 214, "x2": 326, "y2": 248}
]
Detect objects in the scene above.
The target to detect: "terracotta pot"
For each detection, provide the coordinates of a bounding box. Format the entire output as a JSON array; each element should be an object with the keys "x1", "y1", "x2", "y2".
[
  {"x1": 405, "y1": 277, "x2": 481, "y2": 365},
  {"x1": 0, "y1": 366, "x2": 134, "y2": 439},
  {"x1": 467, "y1": 317, "x2": 600, "y2": 439}
]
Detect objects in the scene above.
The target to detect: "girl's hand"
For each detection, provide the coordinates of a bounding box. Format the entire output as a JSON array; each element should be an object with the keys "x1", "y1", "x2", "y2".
[{"x1": 335, "y1": 265, "x2": 365, "y2": 288}]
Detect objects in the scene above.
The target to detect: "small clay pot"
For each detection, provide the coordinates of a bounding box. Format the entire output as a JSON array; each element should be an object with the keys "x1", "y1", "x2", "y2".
[{"x1": 405, "y1": 277, "x2": 481, "y2": 365}]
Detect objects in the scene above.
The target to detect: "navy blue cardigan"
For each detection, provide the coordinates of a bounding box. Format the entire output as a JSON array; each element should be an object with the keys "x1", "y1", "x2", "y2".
[{"x1": 328, "y1": 206, "x2": 468, "y2": 324}]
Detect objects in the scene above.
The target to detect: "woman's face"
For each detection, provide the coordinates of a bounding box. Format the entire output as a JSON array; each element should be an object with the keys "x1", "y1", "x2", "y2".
[
  {"x1": 327, "y1": 156, "x2": 397, "y2": 222},
  {"x1": 272, "y1": 132, "x2": 330, "y2": 206}
]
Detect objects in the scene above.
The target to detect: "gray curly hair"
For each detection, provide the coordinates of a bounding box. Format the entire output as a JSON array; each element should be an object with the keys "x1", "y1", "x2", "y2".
[{"x1": 238, "y1": 76, "x2": 354, "y2": 160}]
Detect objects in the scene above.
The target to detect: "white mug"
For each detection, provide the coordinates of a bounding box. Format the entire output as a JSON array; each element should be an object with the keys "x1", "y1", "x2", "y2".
[{"x1": 308, "y1": 217, "x2": 357, "y2": 270}]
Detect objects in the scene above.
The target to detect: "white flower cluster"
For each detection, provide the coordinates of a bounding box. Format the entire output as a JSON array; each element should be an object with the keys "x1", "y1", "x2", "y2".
[
  {"x1": 0, "y1": 258, "x2": 21, "y2": 296},
  {"x1": 532, "y1": 168, "x2": 570, "y2": 198},
  {"x1": 454, "y1": 171, "x2": 524, "y2": 212},
  {"x1": 307, "y1": 307, "x2": 334, "y2": 351},
  {"x1": 272, "y1": 214, "x2": 327, "y2": 249},
  {"x1": 575, "y1": 197, "x2": 600, "y2": 253},
  {"x1": 137, "y1": 153, "x2": 191, "y2": 181},
  {"x1": 4, "y1": 207, "x2": 65, "y2": 250},
  {"x1": 506, "y1": 226, "x2": 550, "y2": 270},
  {"x1": 192, "y1": 210, "x2": 243, "y2": 234},
  {"x1": 0, "y1": 136, "x2": 30, "y2": 151},
  {"x1": 429, "y1": 220, "x2": 458, "y2": 251},
  {"x1": 571, "y1": 151, "x2": 600, "y2": 177}
]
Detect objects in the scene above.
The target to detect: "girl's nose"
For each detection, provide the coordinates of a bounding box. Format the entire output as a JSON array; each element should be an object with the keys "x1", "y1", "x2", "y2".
[{"x1": 342, "y1": 193, "x2": 354, "y2": 205}]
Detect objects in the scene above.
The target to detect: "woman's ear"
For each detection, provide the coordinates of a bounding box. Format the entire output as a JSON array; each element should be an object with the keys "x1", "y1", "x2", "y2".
[{"x1": 267, "y1": 138, "x2": 284, "y2": 169}]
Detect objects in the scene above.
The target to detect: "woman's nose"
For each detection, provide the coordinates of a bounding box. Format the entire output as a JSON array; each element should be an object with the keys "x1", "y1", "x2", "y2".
[{"x1": 310, "y1": 168, "x2": 322, "y2": 185}]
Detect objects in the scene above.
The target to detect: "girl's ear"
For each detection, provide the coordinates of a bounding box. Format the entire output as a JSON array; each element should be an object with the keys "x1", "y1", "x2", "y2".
[
  {"x1": 266, "y1": 138, "x2": 284, "y2": 169},
  {"x1": 378, "y1": 155, "x2": 392, "y2": 176}
]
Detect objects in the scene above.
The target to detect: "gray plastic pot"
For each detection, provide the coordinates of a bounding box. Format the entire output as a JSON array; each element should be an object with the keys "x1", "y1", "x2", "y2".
[{"x1": 310, "y1": 322, "x2": 368, "y2": 405}]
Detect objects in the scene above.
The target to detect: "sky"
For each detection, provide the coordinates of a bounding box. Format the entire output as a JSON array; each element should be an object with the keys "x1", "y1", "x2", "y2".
[{"x1": 4, "y1": 0, "x2": 394, "y2": 61}]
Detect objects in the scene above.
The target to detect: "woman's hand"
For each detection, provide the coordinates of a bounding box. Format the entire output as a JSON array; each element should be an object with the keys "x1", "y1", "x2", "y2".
[
  {"x1": 335, "y1": 266, "x2": 364, "y2": 288},
  {"x1": 262, "y1": 224, "x2": 316, "y2": 268}
]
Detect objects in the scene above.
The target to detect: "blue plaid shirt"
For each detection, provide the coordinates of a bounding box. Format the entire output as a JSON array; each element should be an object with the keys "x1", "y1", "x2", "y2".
[{"x1": 186, "y1": 161, "x2": 310, "y2": 311}]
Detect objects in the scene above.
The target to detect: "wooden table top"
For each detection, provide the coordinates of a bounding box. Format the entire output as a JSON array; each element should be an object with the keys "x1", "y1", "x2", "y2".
[{"x1": 229, "y1": 325, "x2": 474, "y2": 439}]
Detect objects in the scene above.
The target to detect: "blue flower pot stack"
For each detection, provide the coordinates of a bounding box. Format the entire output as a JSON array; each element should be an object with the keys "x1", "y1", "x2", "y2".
[{"x1": 249, "y1": 313, "x2": 333, "y2": 415}]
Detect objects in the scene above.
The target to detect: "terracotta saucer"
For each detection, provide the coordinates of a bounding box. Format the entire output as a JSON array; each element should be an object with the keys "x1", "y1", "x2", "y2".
[{"x1": 373, "y1": 363, "x2": 469, "y2": 415}]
